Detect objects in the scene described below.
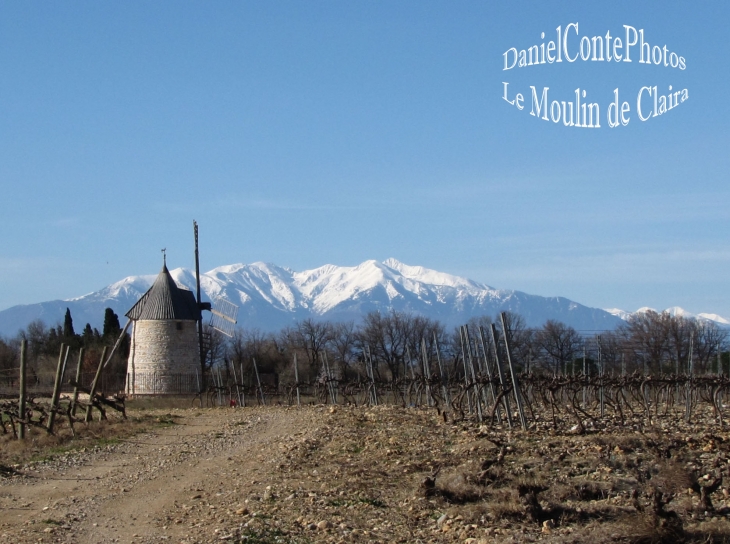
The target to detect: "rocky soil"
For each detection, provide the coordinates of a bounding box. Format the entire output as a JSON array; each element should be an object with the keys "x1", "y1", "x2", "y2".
[{"x1": 1, "y1": 405, "x2": 730, "y2": 543}]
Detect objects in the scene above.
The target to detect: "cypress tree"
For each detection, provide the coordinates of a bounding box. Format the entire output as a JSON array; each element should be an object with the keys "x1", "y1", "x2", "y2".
[
  {"x1": 83, "y1": 323, "x2": 94, "y2": 346},
  {"x1": 63, "y1": 308, "x2": 75, "y2": 338},
  {"x1": 103, "y1": 308, "x2": 121, "y2": 339}
]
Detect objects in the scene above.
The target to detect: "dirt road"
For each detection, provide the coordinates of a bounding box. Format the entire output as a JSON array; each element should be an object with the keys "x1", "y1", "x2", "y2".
[
  {"x1": 0, "y1": 407, "x2": 321, "y2": 544},
  {"x1": 2, "y1": 404, "x2": 729, "y2": 544}
]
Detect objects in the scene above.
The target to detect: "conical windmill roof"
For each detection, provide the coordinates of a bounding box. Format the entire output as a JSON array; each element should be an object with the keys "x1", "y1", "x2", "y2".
[{"x1": 125, "y1": 264, "x2": 201, "y2": 321}]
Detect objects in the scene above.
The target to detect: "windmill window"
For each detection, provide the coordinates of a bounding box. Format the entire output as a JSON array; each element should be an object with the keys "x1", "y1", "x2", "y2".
[{"x1": 176, "y1": 322, "x2": 183, "y2": 331}]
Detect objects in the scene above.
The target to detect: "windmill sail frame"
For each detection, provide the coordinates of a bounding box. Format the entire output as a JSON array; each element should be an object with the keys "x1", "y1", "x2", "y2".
[{"x1": 208, "y1": 296, "x2": 238, "y2": 337}]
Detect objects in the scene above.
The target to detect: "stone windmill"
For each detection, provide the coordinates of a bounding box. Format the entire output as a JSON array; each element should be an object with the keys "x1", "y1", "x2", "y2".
[
  {"x1": 125, "y1": 253, "x2": 202, "y2": 394},
  {"x1": 125, "y1": 221, "x2": 237, "y2": 395}
]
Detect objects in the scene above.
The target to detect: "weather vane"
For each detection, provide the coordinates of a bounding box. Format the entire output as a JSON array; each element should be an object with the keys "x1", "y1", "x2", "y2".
[{"x1": 161, "y1": 247, "x2": 166, "y2": 265}]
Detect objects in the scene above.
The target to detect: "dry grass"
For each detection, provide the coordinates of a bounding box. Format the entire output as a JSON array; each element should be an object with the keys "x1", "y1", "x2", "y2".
[
  {"x1": 126, "y1": 395, "x2": 199, "y2": 411},
  {"x1": 0, "y1": 409, "x2": 176, "y2": 469}
]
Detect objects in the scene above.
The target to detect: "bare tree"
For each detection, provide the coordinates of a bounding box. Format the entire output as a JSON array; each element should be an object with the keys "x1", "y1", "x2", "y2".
[
  {"x1": 692, "y1": 319, "x2": 728, "y2": 373},
  {"x1": 535, "y1": 320, "x2": 581, "y2": 375},
  {"x1": 617, "y1": 310, "x2": 671, "y2": 373},
  {"x1": 666, "y1": 315, "x2": 692, "y2": 373},
  {"x1": 613, "y1": 311, "x2": 728, "y2": 374},
  {"x1": 204, "y1": 324, "x2": 227, "y2": 371},
  {"x1": 405, "y1": 315, "x2": 446, "y2": 377},
  {"x1": 279, "y1": 319, "x2": 333, "y2": 379},
  {"x1": 355, "y1": 311, "x2": 443, "y2": 379},
  {"x1": 228, "y1": 328, "x2": 282, "y2": 384},
  {"x1": 499, "y1": 312, "x2": 535, "y2": 372},
  {"x1": 19, "y1": 319, "x2": 48, "y2": 360},
  {"x1": 357, "y1": 311, "x2": 411, "y2": 379},
  {"x1": 330, "y1": 321, "x2": 358, "y2": 378},
  {"x1": 0, "y1": 338, "x2": 18, "y2": 386},
  {"x1": 594, "y1": 331, "x2": 622, "y2": 375}
]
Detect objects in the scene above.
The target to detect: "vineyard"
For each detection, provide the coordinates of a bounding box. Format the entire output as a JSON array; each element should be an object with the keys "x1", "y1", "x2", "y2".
[
  {"x1": 2, "y1": 311, "x2": 729, "y2": 437},
  {"x1": 192, "y1": 313, "x2": 730, "y2": 436},
  {"x1": 1, "y1": 313, "x2": 729, "y2": 543}
]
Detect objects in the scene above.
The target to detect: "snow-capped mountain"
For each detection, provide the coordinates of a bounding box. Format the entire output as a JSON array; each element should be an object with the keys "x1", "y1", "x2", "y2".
[
  {"x1": 0, "y1": 258, "x2": 646, "y2": 336},
  {"x1": 605, "y1": 307, "x2": 730, "y2": 327}
]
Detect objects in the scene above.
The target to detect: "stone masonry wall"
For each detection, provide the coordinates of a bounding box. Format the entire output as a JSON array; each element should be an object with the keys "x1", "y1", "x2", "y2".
[{"x1": 127, "y1": 320, "x2": 200, "y2": 394}]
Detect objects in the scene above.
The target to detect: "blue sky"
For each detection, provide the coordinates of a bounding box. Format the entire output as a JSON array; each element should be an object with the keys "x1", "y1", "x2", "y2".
[{"x1": 1, "y1": 1, "x2": 728, "y2": 318}]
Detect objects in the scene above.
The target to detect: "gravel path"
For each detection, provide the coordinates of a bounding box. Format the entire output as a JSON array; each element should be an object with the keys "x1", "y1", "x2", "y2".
[
  {"x1": 0, "y1": 407, "x2": 318, "y2": 544},
  {"x1": 3, "y1": 404, "x2": 729, "y2": 544}
]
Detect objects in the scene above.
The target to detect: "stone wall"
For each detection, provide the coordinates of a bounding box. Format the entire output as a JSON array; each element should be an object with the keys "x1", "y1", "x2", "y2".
[{"x1": 127, "y1": 320, "x2": 200, "y2": 394}]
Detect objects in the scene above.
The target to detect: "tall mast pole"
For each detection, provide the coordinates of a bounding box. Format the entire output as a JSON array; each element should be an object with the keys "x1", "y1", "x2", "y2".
[{"x1": 194, "y1": 220, "x2": 206, "y2": 393}]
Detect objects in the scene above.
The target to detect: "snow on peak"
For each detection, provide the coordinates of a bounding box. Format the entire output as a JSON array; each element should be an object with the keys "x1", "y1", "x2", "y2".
[
  {"x1": 292, "y1": 259, "x2": 400, "y2": 312},
  {"x1": 698, "y1": 313, "x2": 730, "y2": 325},
  {"x1": 207, "y1": 263, "x2": 247, "y2": 275},
  {"x1": 32, "y1": 258, "x2": 730, "y2": 335},
  {"x1": 67, "y1": 273, "x2": 156, "y2": 302},
  {"x1": 382, "y1": 258, "x2": 489, "y2": 290},
  {"x1": 605, "y1": 306, "x2": 730, "y2": 327},
  {"x1": 0, "y1": 258, "x2": 656, "y2": 335},
  {"x1": 604, "y1": 308, "x2": 631, "y2": 320}
]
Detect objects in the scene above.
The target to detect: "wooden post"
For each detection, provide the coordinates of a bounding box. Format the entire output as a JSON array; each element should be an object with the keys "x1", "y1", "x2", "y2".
[
  {"x1": 330, "y1": 353, "x2": 338, "y2": 404},
  {"x1": 85, "y1": 346, "x2": 108, "y2": 422},
  {"x1": 499, "y1": 313, "x2": 527, "y2": 430},
  {"x1": 685, "y1": 336, "x2": 693, "y2": 422},
  {"x1": 433, "y1": 331, "x2": 450, "y2": 408},
  {"x1": 458, "y1": 326, "x2": 472, "y2": 414},
  {"x1": 478, "y1": 326, "x2": 502, "y2": 424},
  {"x1": 420, "y1": 338, "x2": 433, "y2": 407},
  {"x1": 489, "y1": 323, "x2": 513, "y2": 428},
  {"x1": 194, "y1": 221, "x2": 207, "y2": 394},
  {"x1": 366, "y1": 346, "x2": 378, "y2": 406},
  {"x1": 71, "y1": 348, "x2": 85, "y2": 417},
  {"x1": 323, "y1": 352, "x2": 336, "y2": 405},
  {"x1": 370, "y1": 347, "x2": 379, "y2": 406},
  {"x1": 18, "y1": 340, "x2": 27, "y2": 439},
  {"x1": 84, "y1": 319, "x2": 131, "y2": 422},
  {"x1": 48, "y1": 344, "x2": 70, "y2": 433},
  {"x1": 598, "y1": 336, "x2": 604, "y2": 418},
  {"x1": 463, "y1": 326, "x2": 483, "y2": 422},
  {"x1": 252, "y1": 357, "x2": 265, "y2": 405},
  {"x1": 243, "y1": 362, "x2": 246, "y2": 408},
  {"x1": 231, "y1": 360, "x2": 242, "y2": 406},
  {"x1": 405, "y1": 345, "x2": 416, "y2": 381},
  {"x1": 582, "y1": 345, "x2": 587, "y2": 408},
  {"x1": 472, "y1": 327, "x2": 494, "y2": 420},
  {"x1": 293, "y1": 353, "x2": 301, "y2": 407}
]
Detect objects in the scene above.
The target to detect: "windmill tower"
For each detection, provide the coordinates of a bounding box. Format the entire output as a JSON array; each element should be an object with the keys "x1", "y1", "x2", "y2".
[
  {"x1": 125, "y1": 222, "x2": 238, "y2": 395},
  {"x1": 125, "y1": 251, "x2": 202, "y2": 394}
]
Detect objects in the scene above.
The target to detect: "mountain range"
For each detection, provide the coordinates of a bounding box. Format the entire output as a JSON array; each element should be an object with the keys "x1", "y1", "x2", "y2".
[{"x1": 0, "y1": 258, "x2": 726, "y2": 337}]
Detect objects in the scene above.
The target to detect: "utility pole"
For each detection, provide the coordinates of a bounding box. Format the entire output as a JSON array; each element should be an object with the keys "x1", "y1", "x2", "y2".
[{"x1": 194, "y1": 221, "x2": 206, "y2": 394}]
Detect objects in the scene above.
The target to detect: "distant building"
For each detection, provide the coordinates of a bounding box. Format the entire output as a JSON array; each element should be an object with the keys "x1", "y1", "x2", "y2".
[{"x1": 125, "y1": 261, "x2": 201, "y2": 395}]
